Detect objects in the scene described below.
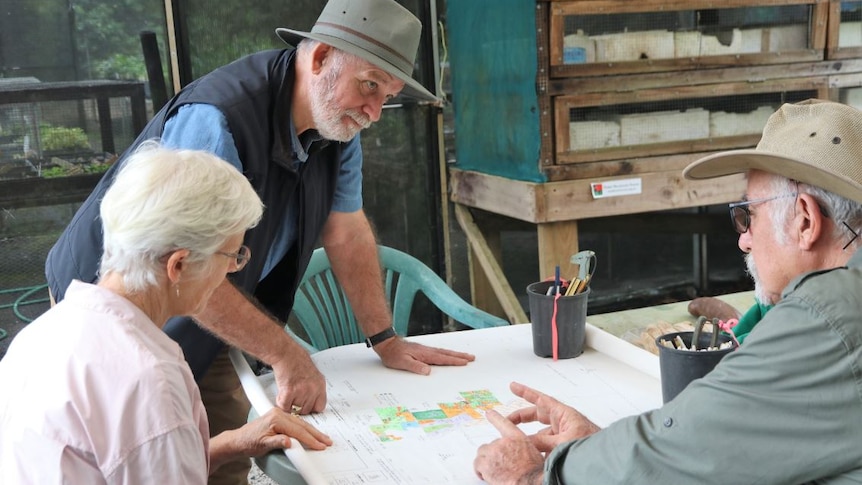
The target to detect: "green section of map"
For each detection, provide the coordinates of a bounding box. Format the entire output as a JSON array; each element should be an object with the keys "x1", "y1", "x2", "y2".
[
  {"x1": 369, "y1": 389, "x2": 501, "y2": 442},
  {"x1": 413, "y1": 409, "x2": 447, "y2": 420}
]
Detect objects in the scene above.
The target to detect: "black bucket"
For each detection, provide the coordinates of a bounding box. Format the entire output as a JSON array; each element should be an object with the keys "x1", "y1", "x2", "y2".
[
  {"x1": 656, "y1": 324, "x2": 737, "y2": 403},
  {"x1": 527, "y1": 280, "x2": 589, "y2": 359}
]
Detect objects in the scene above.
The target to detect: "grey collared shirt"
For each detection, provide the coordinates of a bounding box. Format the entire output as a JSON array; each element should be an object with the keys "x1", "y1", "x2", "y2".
[{"x1": 544, "y1": 249, "x2": 862, "y2": 484}]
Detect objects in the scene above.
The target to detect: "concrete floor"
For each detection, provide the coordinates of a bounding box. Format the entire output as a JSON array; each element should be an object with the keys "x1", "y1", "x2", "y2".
[{"x1": 248, "y1": 462, "x2": 279, "y2": 485}]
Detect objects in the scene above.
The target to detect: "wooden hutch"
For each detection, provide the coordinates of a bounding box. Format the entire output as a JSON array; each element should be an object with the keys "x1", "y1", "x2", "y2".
[{"x1": 446, "y1": 0, "x2": 862, "y2": 322}]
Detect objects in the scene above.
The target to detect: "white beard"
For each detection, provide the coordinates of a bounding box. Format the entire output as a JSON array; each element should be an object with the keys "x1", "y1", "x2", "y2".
[
  {"x1": 744, "y1": 253, "x2": 770, "y2": 305},
  {"x1": 309, "y1": 68, "x2": 371, "y2": 142}
]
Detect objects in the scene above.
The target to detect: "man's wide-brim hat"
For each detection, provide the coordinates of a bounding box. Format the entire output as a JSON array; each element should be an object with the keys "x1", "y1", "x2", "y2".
[
  {"x1": 683, "y1": 99, "x2": 862, "y2": 204},
  {"x1": 277, "y1": 0, "x2": 437, "y2": 102}
]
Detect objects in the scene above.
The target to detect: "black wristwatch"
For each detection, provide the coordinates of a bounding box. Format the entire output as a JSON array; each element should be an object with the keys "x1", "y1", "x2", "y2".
[{"x1": 365, "y1": 327, "x2": 397, "y2": 347}]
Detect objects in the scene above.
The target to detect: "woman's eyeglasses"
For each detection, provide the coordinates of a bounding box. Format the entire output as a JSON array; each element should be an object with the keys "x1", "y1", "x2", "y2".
[
  {"x1": 216, "y1": 245, "x2": 251, "y2": 272},
  {"x1": 728, "y1": 193, "x2": 796, "y2": 234}
]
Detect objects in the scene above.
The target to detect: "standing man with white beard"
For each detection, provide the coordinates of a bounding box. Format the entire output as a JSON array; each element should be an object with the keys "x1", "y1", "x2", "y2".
[
  {"x1": 45, "y1": 1, "x2": 476, "y2": 483},
  {"x1": 473, "y1": 99, "x2": 862, "y2": 484}
]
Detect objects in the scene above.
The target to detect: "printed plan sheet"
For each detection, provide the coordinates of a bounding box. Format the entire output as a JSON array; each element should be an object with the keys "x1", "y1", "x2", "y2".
[{"x1": 260, "y1": 324, "x2": 662, "y2": 484}]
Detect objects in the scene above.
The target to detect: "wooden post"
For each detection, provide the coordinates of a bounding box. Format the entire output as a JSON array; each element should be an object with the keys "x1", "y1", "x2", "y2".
[
  {"x1": 537, "y1": 220, "x2": 580, "y2": 284},
  {"x1": 163, "y1": 0, "x2": 182, "y2": 94}
]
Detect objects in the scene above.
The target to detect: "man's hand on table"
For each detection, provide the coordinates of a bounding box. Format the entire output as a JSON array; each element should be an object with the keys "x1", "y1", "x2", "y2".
[
  {"x1": 272, "y1": 353, "x2": 327, "y2": 415},
  {"x1": 272, "y1": 336, "x2": 475, "y2": 414},
  {"x1": 373, "y1": 336, "x2": 476, "y2": 375}
]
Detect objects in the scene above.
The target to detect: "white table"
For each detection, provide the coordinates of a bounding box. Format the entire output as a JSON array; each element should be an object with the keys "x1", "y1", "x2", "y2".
[{"x1": 239, "y1": 323, "x2": 662, "y2": 484}]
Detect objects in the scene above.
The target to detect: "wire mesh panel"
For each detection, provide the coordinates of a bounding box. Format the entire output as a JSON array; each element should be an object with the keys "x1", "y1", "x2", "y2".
[
  {"x1": 828, "y1": 1, "x2": 862, "y2": 59},
  {"x1": 0, "y1": 204, "x2": 71, "y2": 357},
  {"x1": 0, "y1": 93, "x2": 140, "y2": 180},
  {"x1": 840, "y1": 85, "x2": 862, "y2": 109},
  {"x1": 837, "y1": 1, "x2": 862, "y2": 49},
  {"x1": 0, "y1": 0, "x2": 166, "y2": 352}
]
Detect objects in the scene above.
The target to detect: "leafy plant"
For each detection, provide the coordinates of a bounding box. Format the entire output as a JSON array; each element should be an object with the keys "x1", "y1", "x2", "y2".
[
  {"x1": 41, "y1": 161, "x2": 110, "y2": 178},
  {"x1": 40, "y1": 125, "x2": 91, "y2": 152},
  {"x1": 84, "y1": 162, "x2": 111, "y2": 174},
  {"x1": 41, "y1": 166, "x2": 67, "y2": 178},
  {"x1": 94, "y1": 53, "x2": 147, "y2": 81}
]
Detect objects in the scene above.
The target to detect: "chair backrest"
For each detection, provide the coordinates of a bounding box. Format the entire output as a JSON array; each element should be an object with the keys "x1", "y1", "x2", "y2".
[{"x1": 290, "y1": 245, "x2": 508, "y2": 351}]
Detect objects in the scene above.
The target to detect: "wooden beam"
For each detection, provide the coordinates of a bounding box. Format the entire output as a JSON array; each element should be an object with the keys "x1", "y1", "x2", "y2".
[
  {"x1": 163, "y1": 0, "x2": 182, "y2": 93},
  {"x1": 449, "y1": 170, "x2": 540, "y2": 223},
  {"x1": 437, "y1": 111, "x2": 452, "y2": 288},
  {"x1": 468, "y1": 225, "x2": 506, "y2": 320},
  {"x1": 449, "y1": 168, "x2": 747, "y2": 224},
  {"x1": 0, "y1": 174, "x2": 102, "y2": 209},
  {"x1": 454, "y1": 204, "x2": 528, "y2": 324},
  {"x1": 549, "y1": 59, "x2": 862, "y2": 96}
]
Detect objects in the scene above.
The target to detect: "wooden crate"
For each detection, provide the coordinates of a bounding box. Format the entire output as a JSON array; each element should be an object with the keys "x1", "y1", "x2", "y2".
[
  {"x1": 827, "y1": 1, "x2": 862, "y2": 59},
  {"x1": 554, "y1": 77, "x2": 826, "y2": 166},
  {"x1": 549, "y1": 0, "x2": 829, "y2": 78}
]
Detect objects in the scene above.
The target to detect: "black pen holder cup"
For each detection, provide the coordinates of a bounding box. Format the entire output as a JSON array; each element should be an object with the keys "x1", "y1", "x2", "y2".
[
  {"x1": 656, "y1": 331, "x2": 736, "y2": 403},
  {"x1": 527, "y1": 281, "x2": 589, "y2": 359}
]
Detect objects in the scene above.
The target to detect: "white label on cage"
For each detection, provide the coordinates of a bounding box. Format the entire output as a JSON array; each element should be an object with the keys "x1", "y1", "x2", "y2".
[{"x1": 590, "y1": 178, "x2": 642, "y2": 199}]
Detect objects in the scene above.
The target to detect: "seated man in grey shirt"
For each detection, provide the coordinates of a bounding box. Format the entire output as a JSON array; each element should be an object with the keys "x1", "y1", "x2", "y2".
[{"x1": 475, "y1": 99, "x2": 862, "y2": 485}]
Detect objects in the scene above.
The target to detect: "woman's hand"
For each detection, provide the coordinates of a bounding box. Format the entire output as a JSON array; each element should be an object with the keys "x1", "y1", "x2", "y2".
[{"x1": 209, "y1": 407, "x2": 332, "y2": 472}]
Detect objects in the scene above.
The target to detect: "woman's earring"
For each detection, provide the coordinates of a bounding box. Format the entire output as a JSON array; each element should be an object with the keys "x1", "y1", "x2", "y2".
[{"x1": 174, "y1": 284, "x2": 180, "y2": 298}]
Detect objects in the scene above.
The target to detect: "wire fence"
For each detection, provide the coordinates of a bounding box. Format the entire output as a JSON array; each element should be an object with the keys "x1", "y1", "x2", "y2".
[{"x1": 0, "y1": 208, "x2": 67, "y2": 357}]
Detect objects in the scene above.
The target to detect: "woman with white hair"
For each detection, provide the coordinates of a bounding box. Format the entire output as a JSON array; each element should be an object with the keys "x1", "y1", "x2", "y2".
[{"x1": 0, "y1": 144, "x2": 331, "y2": 484}]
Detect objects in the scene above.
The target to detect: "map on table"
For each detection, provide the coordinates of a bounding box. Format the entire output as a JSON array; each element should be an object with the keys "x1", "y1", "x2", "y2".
[{"x1": 260, "y1": 325, "x2": 661, "y2": 484}]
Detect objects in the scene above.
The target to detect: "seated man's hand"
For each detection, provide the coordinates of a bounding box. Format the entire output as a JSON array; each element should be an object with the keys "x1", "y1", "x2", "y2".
[
  {"x1": 474, "y1": 410, "x2": 544, "y2": 485},
  {"x1": 506, "y1": 381, "x2": 601, "y2": 452},
  {"x1": 373, "y1": 336, "x2": 475, "y2": 375},
  {"x1": 688, "y1": 296, "x2": 742, "y2": 321}
]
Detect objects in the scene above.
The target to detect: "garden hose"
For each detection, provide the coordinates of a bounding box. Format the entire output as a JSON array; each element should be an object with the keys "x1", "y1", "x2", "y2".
[{"x1": 0, "y1": 284, "x2": 49, "y2": 342}]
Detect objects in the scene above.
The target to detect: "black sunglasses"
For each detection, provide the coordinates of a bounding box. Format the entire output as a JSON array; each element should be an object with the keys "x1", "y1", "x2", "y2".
[{"x1": 727, "y1": 193, "x2": 796, "y2": 234}]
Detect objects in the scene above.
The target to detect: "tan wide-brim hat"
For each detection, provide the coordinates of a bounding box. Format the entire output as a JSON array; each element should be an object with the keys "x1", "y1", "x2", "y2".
[
  {"x1": 277, "y1": 0, "x2": 437, "y2": 102},
  {"x1": 683, "y1": 99, "x2": 862, "y2": 204}
]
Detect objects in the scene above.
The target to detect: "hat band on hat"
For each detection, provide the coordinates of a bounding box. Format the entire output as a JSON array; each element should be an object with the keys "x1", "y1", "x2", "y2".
[{"x1": 314, "y1": 21, "x2": 413, "y2": 73}]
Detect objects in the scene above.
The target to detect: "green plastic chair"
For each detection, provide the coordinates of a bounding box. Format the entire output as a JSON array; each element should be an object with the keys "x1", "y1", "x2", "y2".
[{"x1": 289, "y1": 245, "x2": 509, "y2": 352}]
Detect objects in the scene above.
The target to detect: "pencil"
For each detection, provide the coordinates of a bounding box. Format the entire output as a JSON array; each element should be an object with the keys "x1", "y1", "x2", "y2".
[
  {"x1": 565, "y1": 279, "x2": 580, "y2": 296},
  {"x1": 575, "y1": 274, "x2": 591, "y2": 294}
]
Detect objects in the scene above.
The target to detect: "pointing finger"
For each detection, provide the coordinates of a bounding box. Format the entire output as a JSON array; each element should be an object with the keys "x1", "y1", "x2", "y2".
[{"x1": 486, "y1": 410, "x2": 527, "y2": 439}]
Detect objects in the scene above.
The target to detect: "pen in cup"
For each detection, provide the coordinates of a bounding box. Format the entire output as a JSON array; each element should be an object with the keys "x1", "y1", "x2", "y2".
[{"x1": 554, "y1": 265, "x2": 561, "y2": 295}]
